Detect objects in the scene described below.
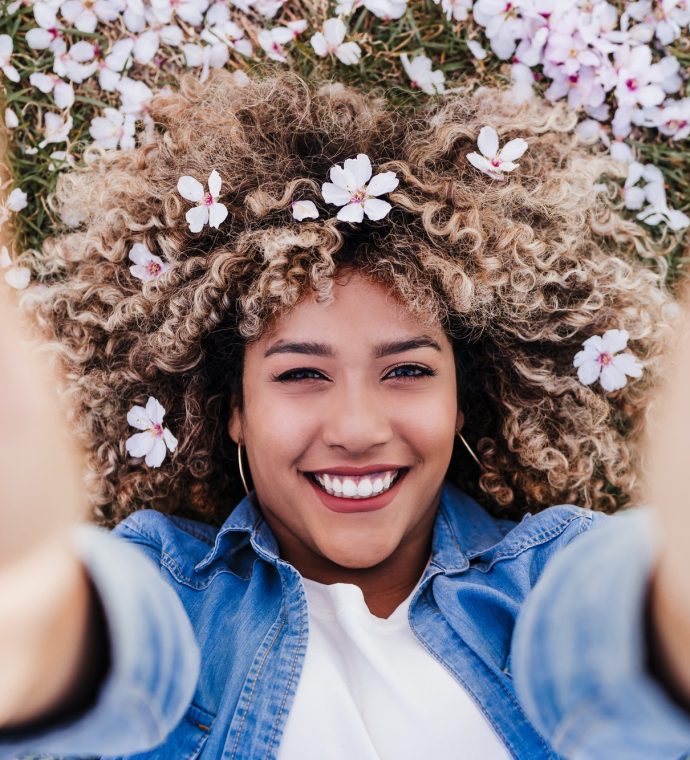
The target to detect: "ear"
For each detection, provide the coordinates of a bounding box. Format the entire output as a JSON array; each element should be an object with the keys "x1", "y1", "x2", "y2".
[
  {"x1": 228, "y1": 399, "x2": 243, "y2": 444},
  {"x1": 455, "y1": 408, "x2": 465, "y2": 433}
]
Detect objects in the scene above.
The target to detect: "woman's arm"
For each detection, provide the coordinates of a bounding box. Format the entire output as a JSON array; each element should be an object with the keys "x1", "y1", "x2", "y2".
[
  {"x1": 511, "y1": 285, "x2": 690, "y2": 758},
  {"x1": 0, "y1": 280, "x2": 200, "y2": 756}
]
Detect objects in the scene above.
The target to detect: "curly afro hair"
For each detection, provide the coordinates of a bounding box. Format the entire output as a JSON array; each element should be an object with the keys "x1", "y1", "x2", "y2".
[{"x1": 24, "y1": 70, "x2": 678, "y2": 527}]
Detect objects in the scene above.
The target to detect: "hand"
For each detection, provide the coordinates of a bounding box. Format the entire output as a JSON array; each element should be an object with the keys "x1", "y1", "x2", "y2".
[
  {"x1": 641, "y1": 279, "x2": 690, "y2": 703},
  {"x1": 0, "y1": 285, "x2": 88, "y2": 565}
]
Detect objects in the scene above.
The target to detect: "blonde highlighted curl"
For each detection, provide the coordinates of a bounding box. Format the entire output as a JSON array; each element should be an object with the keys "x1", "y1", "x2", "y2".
[{"x1": 26, "y1": 71, "x2": 678, "y2": 527}]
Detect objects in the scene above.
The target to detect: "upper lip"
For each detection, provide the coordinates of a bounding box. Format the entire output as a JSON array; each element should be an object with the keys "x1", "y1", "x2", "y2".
[{"x1": 307, "y1": 464, "x2": 406, "y2": 476}]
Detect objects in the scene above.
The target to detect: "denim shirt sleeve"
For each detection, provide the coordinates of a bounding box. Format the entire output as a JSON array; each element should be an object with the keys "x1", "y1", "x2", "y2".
[
  {"x1": 512, "y1": 508, "x2": 690, "y2": 759},
  {"x1": 0, "y1": 521, "x2": 200, "y2": 759}
]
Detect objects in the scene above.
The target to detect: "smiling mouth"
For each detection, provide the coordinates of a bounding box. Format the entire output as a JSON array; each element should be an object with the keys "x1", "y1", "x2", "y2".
[{"x1": 305, "y1": 468, "x2": 408, "y2": 499}]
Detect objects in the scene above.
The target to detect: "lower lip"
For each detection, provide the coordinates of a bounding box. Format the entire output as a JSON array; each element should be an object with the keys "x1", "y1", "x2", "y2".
[{"x1": 305, "y1": 470, "x2": 408, "y2": 514}]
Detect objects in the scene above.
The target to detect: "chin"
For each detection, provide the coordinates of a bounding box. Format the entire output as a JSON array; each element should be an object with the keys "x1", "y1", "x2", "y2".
[{"x1": 320, "y1": 537, "x2": 397, "y2": 570}]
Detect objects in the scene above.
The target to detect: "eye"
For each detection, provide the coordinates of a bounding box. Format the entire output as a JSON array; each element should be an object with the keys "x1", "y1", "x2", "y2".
[
  {"x1": 272, "y1": 368, "x2": 328, "y2": 383},
  {"x1": 385, "y1": 364, "x2": 437, "y2": 380}
]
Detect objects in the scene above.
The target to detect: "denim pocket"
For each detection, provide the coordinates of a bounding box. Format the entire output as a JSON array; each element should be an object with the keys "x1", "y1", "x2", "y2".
[{"x1": 107, "y1": 702, "x2": 215, "y2": 760}]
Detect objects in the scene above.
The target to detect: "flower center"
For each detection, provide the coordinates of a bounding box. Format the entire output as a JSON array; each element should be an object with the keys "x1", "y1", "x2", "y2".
[
  {"x1": 351, "y1": 188, "x2": 368, "y2": 204},
  {"x1": 491, "y1": 158, "x2": 501, "y2": 167},
  {"x1": 598, "y1": 352, "x2": 613, "y2": 366},
  {"x1": 625, "y1": 77, "x2": 638, "y2": 91},
  {"x1": 203, "y1": 191, "x2": 214, "y2": 206},
  {"x1": 146, "y1": 261, "x2": 161, "y2": 276},
  {"x1": 150, "y1": 423, "x2": 164, "y2": 437}
]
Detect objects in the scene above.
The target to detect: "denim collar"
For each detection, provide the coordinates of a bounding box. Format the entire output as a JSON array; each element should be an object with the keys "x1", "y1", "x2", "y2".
[{"x1": 194, "y1": 479, "x2": 510, "y2": 576}]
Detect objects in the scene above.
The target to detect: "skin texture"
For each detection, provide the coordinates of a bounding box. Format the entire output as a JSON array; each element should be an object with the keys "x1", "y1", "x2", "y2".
[{"x1": 229, "y1": 271, "x2": 463, "y2": 618}]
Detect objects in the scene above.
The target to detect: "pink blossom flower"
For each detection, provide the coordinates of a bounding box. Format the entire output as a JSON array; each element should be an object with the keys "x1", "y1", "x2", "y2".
[
  {"x1": 321, "y1": 153, "x2": 399, "y2": 223},
  {"x1": 128, "y1": 243, "x2": 171, "y2": 281},
  {"x1": 574, "y1": 330, "x2": 642, "y2": 392},
  {"x1": 466, "y1": 126, "x2": 528, "y2": 180},
  {"x1": 177, "y1": 169, "x2": 228, "y2": 232},
  {"x1": 400, "y1": 54, "x2": 445, "y2": 95},
  {"x1": 126, "y1": 396, "x2": 178, "y2": 467},
  {"x1": 310, "y1": 18, "x2": 361, "y2": 66}
]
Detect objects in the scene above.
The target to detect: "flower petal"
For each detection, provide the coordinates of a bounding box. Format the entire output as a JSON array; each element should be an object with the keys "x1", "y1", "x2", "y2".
[
  {"x1": 576, "y1": 359, "x2": 601, "y2": 386},
  {"x1": 363, "y1": 197, "x2": 392, "y2": 221},
  {"x1": 344, "y1": 154, "x2": 372, "y2": 186},
  {"x1": 145, "y1": 436, "x2": 168, "y2": 467},
  {"x1": 366, "y1": 171, "x2": 399, "y2": 197},
  {"x1": 321, "y1": 181, "x2": 352, "y2": 207},
  {"x1": 612, "y1": 352, "x2": 642, "y2": 378},
  {"x1": 128, "y1": 242, "x2": 152, "y2": 265},
  {"x1": 601, "y1": 328, "x2": 629, "y2": 354},
  {"x1": 163, "y1": 427, "x2": 178, "y2": 452},
  {"x1": 177, "y1": 175, "x2": 205, "y2": 202},
  {"x1": 145, "y1": 396, "x2": 166, "y2": 425},
  {"x1": 292, "y1": 200, "x2": 319, "y2": 220},
  {"x1": 208, "y1": 201, "x2": 228, "y2": 229},
  {"x1": 329, "y1": 164, "x2": 357, "y2": 193},
  {"x1": 310, "y1": 31, "x2": 327, "y2": 56},
  {"x1": 599, "y1": 364, "x2": 628, "y2": 392},
  {"x1": 186, "y1": 205, "x2": 208, "y2": 233},
  {"x1": 3, "y1": 266, "x2": 30, "y2": 289},
  {"x1": 336, "y1": 202, "x2": 365, "y2": 223},
  {"x1": 498, "y1": 137, "x2": 528, "y2": 163},
  {"x1": 207, "y1": 168, "x2": 222, "y2": 199},
  {"x1": 466, "y1": 152, "x2": 494, "y2": 174},
  {"x1": 126, "y1": 430, "x2": 155, "y2": 457},
  {"x1": 477, "y1": 126, "x2": 499, "y2": 159},
  {"x1": 127, "y1": 404, "x2": 151, "y2": 430}
]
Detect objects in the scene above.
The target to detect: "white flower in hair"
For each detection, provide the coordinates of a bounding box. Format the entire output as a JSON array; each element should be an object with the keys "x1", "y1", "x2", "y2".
[
  {"x1": 177, "y1": 169, "x2": 228, "y2": 233},
  {"x1": 128, "y1": 243, "x2": 170, "y2": 282},
  {"x1": 292, "y1": 200, "x2": 319, "y2": 220},
  {"x1": 573, "y1": 329, "x2": 643, "y2": 392},
  {"x1": 321, "y1": 153, "x2": 399, "y2": 223},
  {"x1": 467, "y1": 126, "x2": 528, "y2": 180},
  {"x1": 125, "y1": 396, "x2": 178, "y2": 467}
]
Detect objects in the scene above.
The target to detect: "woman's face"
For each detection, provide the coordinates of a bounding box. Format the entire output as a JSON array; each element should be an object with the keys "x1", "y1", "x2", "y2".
[{"x1": 229, "y1": 271, "x2": 462, "y2": 573}]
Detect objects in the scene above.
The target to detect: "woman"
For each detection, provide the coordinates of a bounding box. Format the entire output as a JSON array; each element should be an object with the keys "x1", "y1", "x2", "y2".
[{"x1": 0, "y1": 71, "x2": 689, "y2": 759}]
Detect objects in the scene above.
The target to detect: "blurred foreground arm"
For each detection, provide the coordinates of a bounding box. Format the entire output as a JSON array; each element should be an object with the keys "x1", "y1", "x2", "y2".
[
  {"x1": 0, "y1": 286, "x2": 200, "y2": 757},
  {"x1": 512, "y1": 283, "x2": 690, "y2": 758}
]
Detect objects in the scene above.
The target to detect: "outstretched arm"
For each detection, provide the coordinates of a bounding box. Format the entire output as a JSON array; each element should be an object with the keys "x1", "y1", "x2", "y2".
[{"x1": 512, "y1": 283, "x2": 690, "y2": 758}]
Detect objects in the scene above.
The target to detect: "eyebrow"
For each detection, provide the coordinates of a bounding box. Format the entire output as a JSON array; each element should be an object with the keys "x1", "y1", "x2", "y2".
[{"x1": 263, "y1": 334, "x2": 443, "y2": 358}]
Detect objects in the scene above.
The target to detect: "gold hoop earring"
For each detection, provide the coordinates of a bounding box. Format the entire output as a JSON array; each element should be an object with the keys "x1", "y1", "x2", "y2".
[
  {"x1": 237, "y1": 440, "x2": 250, "y2": 495},
  {"x1": 456, "y1": 429, "x2": 483, "y2": 470}
]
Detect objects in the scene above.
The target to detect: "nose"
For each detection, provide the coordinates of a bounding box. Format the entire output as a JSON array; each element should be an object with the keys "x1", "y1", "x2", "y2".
[{"x1": 321, "y1": 380, "x2": 393, "y2": 454}]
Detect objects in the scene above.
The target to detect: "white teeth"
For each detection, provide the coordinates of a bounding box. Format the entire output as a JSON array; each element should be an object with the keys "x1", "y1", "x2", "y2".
[{"x1": 312, "y1": 469, "x2": 401, "y2": 499}]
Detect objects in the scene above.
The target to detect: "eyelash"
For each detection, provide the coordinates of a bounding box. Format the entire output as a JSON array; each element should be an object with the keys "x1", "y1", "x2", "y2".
[{"x1": 272, "y1": 364, "x2": 438, "y2": 383}]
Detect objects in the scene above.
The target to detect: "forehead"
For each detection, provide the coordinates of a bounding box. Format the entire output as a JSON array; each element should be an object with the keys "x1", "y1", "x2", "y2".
[{"x1": 260, "y1": 272, "x2": 447, "y2": 347}]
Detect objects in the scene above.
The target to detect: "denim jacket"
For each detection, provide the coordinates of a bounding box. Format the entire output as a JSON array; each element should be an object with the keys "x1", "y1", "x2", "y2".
[{"x1": 2, "y1": 480, "x2": 690, "y2": 760}]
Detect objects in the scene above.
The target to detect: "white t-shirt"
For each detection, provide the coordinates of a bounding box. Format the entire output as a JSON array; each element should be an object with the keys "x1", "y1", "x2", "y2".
[{"x1": 277, "y1": 569, "x2": 512, "y2": 760}]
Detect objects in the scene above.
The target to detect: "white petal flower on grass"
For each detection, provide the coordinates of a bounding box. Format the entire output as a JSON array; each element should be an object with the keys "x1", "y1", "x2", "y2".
[
  {"x1": 466, "y1": 126, "x2": 528, "y2": 180},
  {"x1": 321, "y1": 153, "x2": 399, "y2": 223},
  {"x1": 89, "y1": 108, "x2": 137, "y2": 150},
  {"x1": 125, "y1": 396, "x2": 178, "y2": 468},
  {"x1": 129, "y1": 243, "x2": 171, "y2": 282},
  {"x1": 400, "y1": 54, "x2": 445, "y2": 95},
  {"x1": 26, "y1": 2, "x2": 63, "y2": 51},
  {"x1": 0, "y1": 247, "x2": 31, "y2": 290},
  {"x1": 467, "y1": 40, "x2": 487, "y2": 60},
  {"x1": 0, "y1": 34, "x2": 20, "y2": 82},
  {"x1": 292, "y1": 200, "x2": 319, "y2": 221},
  {"x1": 30, "y1": 72, "x2": 75, "y2": 109},
  {"x1": 177, "y1": 169, "x2": 228, "y2": 233},
  {"x1": 4, "y1": 108, "x2": 18, "y2": 129},
  {"x1": 573, "y1": 329, "x2": 643, "y2": 392},
  {"x1": 6, "y1": 188, "x2": 28, "y2": 213},
  {"x1": 257, "y1": 26, "x2": 294, "y2": 63},
  {"x1": 310, "y1": 18, "x2": 362, "y2": 66}
]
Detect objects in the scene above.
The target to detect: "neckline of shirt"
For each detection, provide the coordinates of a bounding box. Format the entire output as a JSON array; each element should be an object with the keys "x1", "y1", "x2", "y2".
[{"x1": 299, "y1": 557, "x2": 431, "y2": 630}]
